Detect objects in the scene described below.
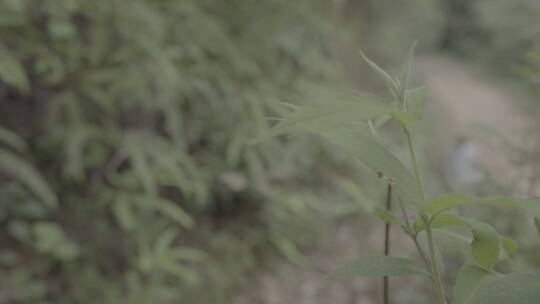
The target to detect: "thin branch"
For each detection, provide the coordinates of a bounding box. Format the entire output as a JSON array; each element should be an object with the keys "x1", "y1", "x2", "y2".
[{"x1": 383, "y1": 183, "x2": 392, "y2": 304}]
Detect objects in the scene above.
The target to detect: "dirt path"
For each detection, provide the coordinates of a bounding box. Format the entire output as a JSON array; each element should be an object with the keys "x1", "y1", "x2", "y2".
[
  {"x1": 232, "y1": 56, "x2": 533, "y2": 304},
  {"x1": 417, "y1": 56, "x2": 530, "y2": 137},
  {"x1": 418, "y1": 56, "x2": 533, "y2": 194}
]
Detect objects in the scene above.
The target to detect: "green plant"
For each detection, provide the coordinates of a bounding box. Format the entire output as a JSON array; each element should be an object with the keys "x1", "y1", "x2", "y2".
[
  {"x1": 0, "y1": 0, "x2": 350, "y2": 302},
  {"x1": 259, "y1": 44, "x2": 540, "y2": 304}
]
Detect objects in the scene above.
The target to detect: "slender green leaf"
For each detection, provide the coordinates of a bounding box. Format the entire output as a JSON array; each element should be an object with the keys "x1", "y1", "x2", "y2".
[
  {"x1": 0, "y1": 126, "x2": 27, "y2": 152},
  {"x1": 405, "y1": 87, "x2": 427, "y2": 120},
  {"x1": 0, "y1": 150, "x2": 58, "y2": 208},
  {"x1": 399, "y1": 41, "x2": 418, "y2": 91},
  {"x1": 153, "y1": 197, "x2": 194, "y2": 229},
  {"x1": 125, "y1": 135, "x2": 157, "y2": 195},
  {"x1": 330, "y1": 255, "x2": 430, "y2": 277},
  {"x1": 0, "y1": 41, "x2": 29, "y2": 92},
  {"x1": 359, "y1": 51, "x2": 399, "y2": 91},
  {"x1": 421, "y1": 193, "x2": 472, "y2": 216},
  {"x1": 421, "y1": 194, "x2": 521, "y2": 217},
  {"x1": 262, "y1": 91, "x2": 390, "y2": 139},
  {"x1": 320, "y1": 130, "x2": 422, "y2": 206}
]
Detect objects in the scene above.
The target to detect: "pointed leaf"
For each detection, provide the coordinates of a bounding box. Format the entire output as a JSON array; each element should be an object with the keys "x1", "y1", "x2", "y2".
[
  {"x1": 330, "y1": 256, "x2": 430, "y2": 277},
  {"x1": 264, "y1": 91, "x2": 390, "y2": 139},
  {"x1": 399, "y1": 41, "x2": 418, "y2": 91},
  {"x1": 0, "y1": 126, "x2": 27, "y2": 152},
  {"x1": 360, "y1": 51, "x2": 399, "y2": 91},
  {"x1": 0, "y1": 150, "x2": 58, "y2": 208},
  {"x1": 320, "y1": 130, "x2": 422, "y2": 206},
  {"x1": 153, "y1": 197, "x2": 194, "y2": 229},
  {"x1": 125, "y1": 135, "x2": 157, "y2": 195},
  {"x1": 404, "y1": 87, "x2": 427, "y2": 121},
  {"x1": 0, "y1": 42, "x2": 29, "y2": 92},
  {"x1": 421, "y1": 194, "x2": 521, "y2": 217}
]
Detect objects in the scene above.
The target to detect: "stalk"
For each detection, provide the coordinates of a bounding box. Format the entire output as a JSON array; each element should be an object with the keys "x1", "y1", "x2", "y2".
[
  {"x1": 383, "y1": 183, "x2": 392, "y2": 304},
  {"x1": 397, "y1": 198, "x2": 431, "y2": 272},
  {"x1": 425, "y1": 219, "x2": 447, "y2": 304},
  {"x1": 403, "y1": 127, "x2": 425, "y2": 200},
  {"x1": 401, "y1": 125, "x2": 446, "y2": 304}
]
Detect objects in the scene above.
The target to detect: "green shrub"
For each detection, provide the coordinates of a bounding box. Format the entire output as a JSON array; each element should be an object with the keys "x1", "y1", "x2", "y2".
[
  {"x1": 0, "y1": 0, "x2": 350, "y2": 302},
  {"x1": 260, "y1": 46, "x2": 540, "y2": 304}
]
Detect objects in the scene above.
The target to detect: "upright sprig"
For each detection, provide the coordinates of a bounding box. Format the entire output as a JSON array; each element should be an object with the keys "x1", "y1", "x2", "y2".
[{"x1": 257, "y1": 44, "x2": 540, "y2": 304}]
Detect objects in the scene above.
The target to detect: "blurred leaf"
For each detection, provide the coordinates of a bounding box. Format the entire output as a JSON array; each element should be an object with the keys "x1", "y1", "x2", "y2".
[
  {"x1": 391, "y1": 111, "x2": 417, "y2": 128},
  {"x1": 273, "y1": 236, "x2": 306, "y2": 266},
  {"x1": 0, "y1": 41, "x2": 29, "y2": 92},
  {"x1": 421, "y1": 194, "x2": 521, "y2": 217},
  {"x1": 0, "y1": 150, "x2": 57, "y2": 208},
  {"x1": 468, "y1": 273, "x2": 540, "y2": 304},
  {"x1": 453, "y1": 265, "x2": 493, "y2": 304},
  {"x1": 469, "y1": 222, "x2": 499, "y2": 270},
  {"x1": 261, "y1": 90, "x2": 390, "y2": 139},
  {"x1": 33, "y1": 222, "x2": 79, "y2": 260},
  {"x1": 320, "y1": 130, "x2": 422, "y2": 206},
  {"x1": 153, "y1": 197, "x2": 194, "y2": 229},
  {"x1": 359, "y1": 51, "x2": 398, "y2": 91},
  {"x1": 399, "y1": 41, "x2": 418, "y2": 91},
  {"x1": 0, "y1": 126, "x2": 27, "y2": 152},
  {"x1": 112, "y1": 195, "x2": 137, "y2": 231},
  {"x1": 330, "y1": 255, "x2": 430, "y2": 277},
  {"x1": 373, "y1": 206, "x2": 399, "y2": 224},
  {"x1": 404, "y1": 87, "x2": 427, "y2": 121},
  {"x1": 125, "y1": 134, "x2": 157, "y2": 195}
]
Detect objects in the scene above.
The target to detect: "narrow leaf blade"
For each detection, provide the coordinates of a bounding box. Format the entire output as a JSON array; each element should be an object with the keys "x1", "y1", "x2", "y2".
[
  {"x1": 0, "y1": 150, "x2": 58, "y2": 208},
  {"x1": 320, "y1": 130, "x2": 422, "y2": 207}
]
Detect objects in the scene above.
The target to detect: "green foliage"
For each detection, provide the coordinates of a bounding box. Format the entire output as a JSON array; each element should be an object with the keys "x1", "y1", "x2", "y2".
[
  {"x1": 0, "y1": 0, "x2": 349, "y2": 302},
  {"x1": 453, "y1": 265, "x2": 491, "y2": 304},
  {"x1": 455, "y1": 266, "x2": 540, "y2": 304},
  {"x1": 261, "y1": 47, "x2": 540, "y2": 303}
]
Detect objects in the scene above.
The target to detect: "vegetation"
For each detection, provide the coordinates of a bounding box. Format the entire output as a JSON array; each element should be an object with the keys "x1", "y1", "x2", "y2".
[
  {"x1": 260, "y1": 47, "x2": 540, "y2": 303},
  {"x1": 1, "y1": 0, "x2": 540, "y2": 303},
  {"x1": 0, "y1": 1, "x2": 351, "y2": 302}
]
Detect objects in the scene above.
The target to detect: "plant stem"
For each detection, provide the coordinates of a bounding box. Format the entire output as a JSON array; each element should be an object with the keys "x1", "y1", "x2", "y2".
[
  {"x1": 397, "y1": 198, "x2": 431, "y2": 272},
  {"x1": 425, "y1": 220, "x2": 447, "y2": 304},
  {"x1": 401, "y1": 125, "x2": 446, "y2": 303},
  {"x1": 412, "y1": 235, "x2": 432, "y2": 274},
  {"x1": 403, "y1": 127, "x2": 425, "y2": 200},
  {"x1": 383, "y1": 183, "x2": 392, "y2": 304}
]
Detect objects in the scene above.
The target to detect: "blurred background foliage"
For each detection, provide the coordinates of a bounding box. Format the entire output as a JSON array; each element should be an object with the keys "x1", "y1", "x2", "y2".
[{"x1": 0, "y1": 0, "x2": 539, "y2": 303}]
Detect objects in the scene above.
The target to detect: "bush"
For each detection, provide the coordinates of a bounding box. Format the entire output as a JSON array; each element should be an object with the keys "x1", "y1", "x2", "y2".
[{"x1": 0, "y1": 1, "x2": 350, "y2": 302}]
